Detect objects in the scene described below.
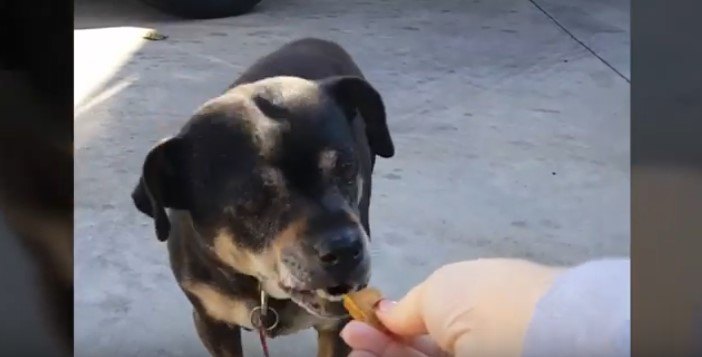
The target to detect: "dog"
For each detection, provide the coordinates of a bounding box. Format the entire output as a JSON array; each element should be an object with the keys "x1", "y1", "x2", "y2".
[{"x1": 131, "y1": 38, "x2": 395, "y2": 357}]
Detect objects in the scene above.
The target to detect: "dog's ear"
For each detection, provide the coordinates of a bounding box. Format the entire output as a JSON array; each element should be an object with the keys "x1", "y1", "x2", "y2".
[
  {"x1": 131, "y1": 137, "x2": 189, "y2": 242},
  {"x1": 320, "y1": 76, "x2": 395, "y2": 158}
]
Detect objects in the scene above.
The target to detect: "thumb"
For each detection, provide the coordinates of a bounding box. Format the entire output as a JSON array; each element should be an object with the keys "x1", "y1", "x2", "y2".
[{"x1": 376, "y1": 282, "x2": 429, "y2": 337}]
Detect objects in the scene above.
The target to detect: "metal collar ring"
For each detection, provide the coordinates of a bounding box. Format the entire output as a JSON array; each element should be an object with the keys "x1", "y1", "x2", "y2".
[{"x1": 250, "y1": 306, "x2": 280, "y2": 331}]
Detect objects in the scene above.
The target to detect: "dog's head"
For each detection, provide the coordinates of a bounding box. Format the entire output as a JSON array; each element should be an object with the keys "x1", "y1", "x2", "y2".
[{"x1": 132, "y1": 76, "x2": 393, "y2": 318}]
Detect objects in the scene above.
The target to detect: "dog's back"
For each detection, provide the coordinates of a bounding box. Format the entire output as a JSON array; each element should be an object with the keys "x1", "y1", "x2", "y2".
[{"x1": 231, "y1": 38, "x2": 365, "y2": 87}]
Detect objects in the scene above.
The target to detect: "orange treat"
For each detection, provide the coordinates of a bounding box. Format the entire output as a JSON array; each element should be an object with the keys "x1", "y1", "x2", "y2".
[{"x1": 343, "y1": 287, "x2": 389, "y2": 333}]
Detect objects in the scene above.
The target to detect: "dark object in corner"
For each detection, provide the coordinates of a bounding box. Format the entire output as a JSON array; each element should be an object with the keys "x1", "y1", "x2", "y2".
[{"x1": 142, "y1": 0, "x2": 262, "y2": 19}]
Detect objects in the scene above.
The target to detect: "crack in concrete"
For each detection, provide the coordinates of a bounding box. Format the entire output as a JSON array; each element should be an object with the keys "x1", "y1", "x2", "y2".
[{"x1": 528, "y1": 0, "x2": 630, "y2": 83}]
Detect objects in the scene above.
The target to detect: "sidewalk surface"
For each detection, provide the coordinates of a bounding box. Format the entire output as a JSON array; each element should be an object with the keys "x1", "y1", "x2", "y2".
[{"x1": 74, "y1": 0, "x2": 630, "y2": 355}]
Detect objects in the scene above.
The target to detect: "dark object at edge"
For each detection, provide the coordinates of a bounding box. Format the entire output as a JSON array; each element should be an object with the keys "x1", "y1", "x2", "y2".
[{"x1": 142, "y1": 0, "x2": 262, "y2": 19}]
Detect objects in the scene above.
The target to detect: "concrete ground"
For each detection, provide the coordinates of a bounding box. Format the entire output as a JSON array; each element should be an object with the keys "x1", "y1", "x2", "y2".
[{"x1": 74, "y1": 0, "x2": 629, "y2": 356}]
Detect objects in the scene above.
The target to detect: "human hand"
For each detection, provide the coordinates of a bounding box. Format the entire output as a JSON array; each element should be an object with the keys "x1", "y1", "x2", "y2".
[{"x1": 340, "y1": 258, "x2": 564, "y2": 357}]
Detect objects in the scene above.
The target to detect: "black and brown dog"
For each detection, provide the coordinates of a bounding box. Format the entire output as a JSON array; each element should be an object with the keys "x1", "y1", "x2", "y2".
[{"x1": 131, "y1": 38, "x2": 395, "y2": 356}]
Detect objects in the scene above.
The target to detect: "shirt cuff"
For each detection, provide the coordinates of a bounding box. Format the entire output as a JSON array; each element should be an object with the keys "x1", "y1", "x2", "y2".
[{"x1": 522, "y1": 258, "x2": 630, "y2": 357}]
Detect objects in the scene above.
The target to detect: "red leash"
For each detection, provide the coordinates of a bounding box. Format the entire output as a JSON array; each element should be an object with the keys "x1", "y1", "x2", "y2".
[
  {"x1": 258, "y1": 327, "x2": 271, "y2": 357},
  {"x1": 251, "y1": 287, "x2": 278, "y2": 357}
]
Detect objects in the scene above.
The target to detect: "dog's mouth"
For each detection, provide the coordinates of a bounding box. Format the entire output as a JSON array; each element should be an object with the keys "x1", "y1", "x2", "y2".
[{"x1": 279, "y1": 283, "x2": 350, "y2": 319}]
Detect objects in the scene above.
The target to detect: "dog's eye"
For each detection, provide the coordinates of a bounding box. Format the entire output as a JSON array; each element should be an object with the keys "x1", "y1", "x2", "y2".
[{"x1": 337, "y1": 162, "x2": 357, "y2": 183}]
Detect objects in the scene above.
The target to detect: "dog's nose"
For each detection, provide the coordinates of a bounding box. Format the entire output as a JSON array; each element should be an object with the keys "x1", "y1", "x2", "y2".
[{"x1": 315, "y1": 228, "x2": 364, "y2": 268}]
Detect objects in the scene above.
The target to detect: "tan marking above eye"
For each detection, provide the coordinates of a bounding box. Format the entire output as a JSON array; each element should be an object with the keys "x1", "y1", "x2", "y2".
[{"x1": 318, "y1": 149, "x2": 338, "y2": 173}]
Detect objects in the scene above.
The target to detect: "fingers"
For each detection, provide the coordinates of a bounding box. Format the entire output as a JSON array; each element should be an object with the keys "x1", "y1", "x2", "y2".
[
  {"x1": 348, "y1": 351, "x2": 377, "y2": 357},
  {"x1": 375, "y1": 283, "x2": 429, "y2": 336},
  {"x1": 341, "y1": 321, "x2": 436, "y2": 357},
  {"x1": 409, "y1": 335, "x2": 448, "y2": 356},
  {"x1": 347, "y1": 348, "x2": 434, "y2": 357}
]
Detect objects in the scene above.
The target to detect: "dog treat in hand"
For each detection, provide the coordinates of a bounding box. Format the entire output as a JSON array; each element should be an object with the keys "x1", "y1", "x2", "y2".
[{"x1": 343, "y1": 287, "x2": 388, "y2": 333}]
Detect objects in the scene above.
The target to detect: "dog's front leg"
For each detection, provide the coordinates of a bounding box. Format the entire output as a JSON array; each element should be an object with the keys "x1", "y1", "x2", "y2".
[
  {"x1": 193, "y1": 309, "x2": 244, "y2": 357},
  {"x1": 316, "y1": 318, "x2": 352, "y2": 357}
]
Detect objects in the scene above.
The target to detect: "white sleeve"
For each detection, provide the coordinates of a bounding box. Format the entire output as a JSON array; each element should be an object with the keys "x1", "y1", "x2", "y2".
[{"x1": 522, "y1": 258, "x2": 630, "y2": 357}]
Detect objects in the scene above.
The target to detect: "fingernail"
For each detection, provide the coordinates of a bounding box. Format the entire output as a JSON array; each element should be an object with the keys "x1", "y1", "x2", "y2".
[
  {"x1": 339, "y1": 324, "x2": 351, "y2": 341},
  {"x1": 339, "y1": 320, "x2": 359, "y2": 341},
  {"x1": 375, "y1": 299, "x2": 397, "y2": 313}
]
